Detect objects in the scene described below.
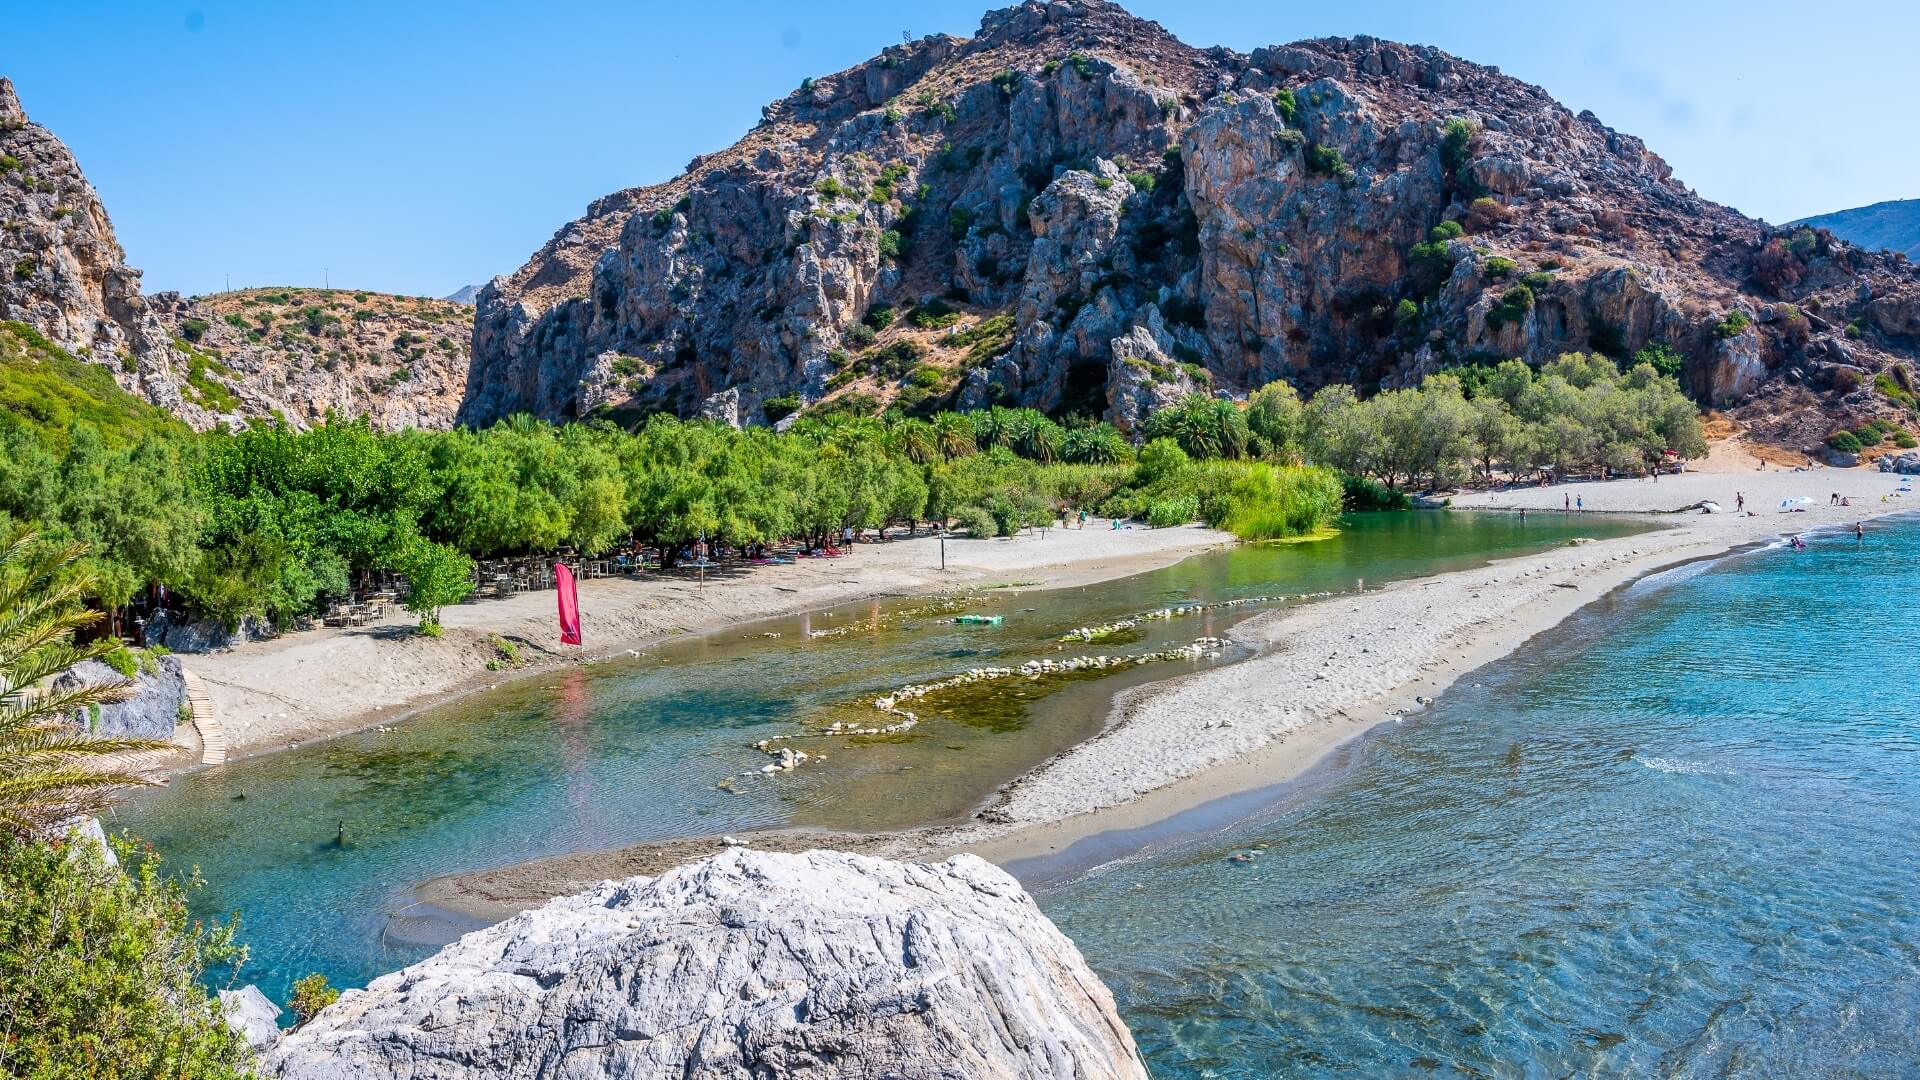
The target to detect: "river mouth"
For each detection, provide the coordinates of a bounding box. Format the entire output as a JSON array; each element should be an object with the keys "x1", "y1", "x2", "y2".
[
  {"x1": 113, "y1": 511, "x2": 1651, "y2": 1001},
  {"x1": 1040, "y1": 517, "x2": 1920, "y2": 1077}
]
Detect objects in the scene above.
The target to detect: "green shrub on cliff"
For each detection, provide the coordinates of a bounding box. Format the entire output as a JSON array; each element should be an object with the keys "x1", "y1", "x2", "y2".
[
  {"x1": 1306, "y1": 144, "x2": 1356, "y2": 185},
  {"x1": 1712, "y1": 309, "x2": 1752, "y2": 339}
]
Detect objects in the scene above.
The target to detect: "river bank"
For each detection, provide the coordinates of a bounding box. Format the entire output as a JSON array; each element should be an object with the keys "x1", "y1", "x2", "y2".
[
  {"x1": 417, "y1": 464, "x2": 1915, "y2": 919},
  {"x1": 184, "y1": 523, "x2": 1232, "y2": 760}
]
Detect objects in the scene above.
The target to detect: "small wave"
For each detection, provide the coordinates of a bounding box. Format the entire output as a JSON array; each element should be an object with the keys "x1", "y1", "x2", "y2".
[{"x1": 1635, "y1": 755, "x2": 1728, "y2": 775}]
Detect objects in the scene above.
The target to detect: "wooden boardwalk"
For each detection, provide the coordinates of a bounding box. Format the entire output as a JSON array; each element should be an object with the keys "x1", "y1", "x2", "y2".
[{"x1": 181, "y1": 669, "x2": 226, "y2": 766}]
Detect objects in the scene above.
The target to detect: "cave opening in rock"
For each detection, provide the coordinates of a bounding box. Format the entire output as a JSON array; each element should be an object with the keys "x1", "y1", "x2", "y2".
[{"x1": 1054, "y1": 357, "x2": 1110, "y2": 421}]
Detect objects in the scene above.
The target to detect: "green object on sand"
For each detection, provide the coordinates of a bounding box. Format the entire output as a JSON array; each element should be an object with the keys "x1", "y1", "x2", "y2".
[{"x1": 954, "y1": 614, "x2": 1003, "y2": 626}]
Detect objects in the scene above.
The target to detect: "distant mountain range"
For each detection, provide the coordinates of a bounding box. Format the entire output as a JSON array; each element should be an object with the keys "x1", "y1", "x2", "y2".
[
  {"x1": 443, "y1": 284, "x2": 483, "y2": 305},
  {"x1": 1793, "y1": 199, "x2": 1920, "y2": 261}
]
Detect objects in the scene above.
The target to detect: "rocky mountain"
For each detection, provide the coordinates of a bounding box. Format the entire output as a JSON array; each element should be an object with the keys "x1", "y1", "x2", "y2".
[
  {"x1": 443, "y1": 283, "x2": 482, "y2": 305},
  {"x1": 1793, "y1": 199, "x2": 1920, "y2": 262},
  {"x1": 1, "y1": 76, "x2": 469, "y2": 432},
  {"x1": 465, "y1": 0, "x2": 1920, "y2": 452},
  {"x1": 151, "y1": 288, "x2": 471, "y2": 430},
  {"x1": 0, "y1": 77, "x2": 218, "y2": 426},
  {"x1": 262, "y1": 848, "x2": 1147, "y2": 1078}
]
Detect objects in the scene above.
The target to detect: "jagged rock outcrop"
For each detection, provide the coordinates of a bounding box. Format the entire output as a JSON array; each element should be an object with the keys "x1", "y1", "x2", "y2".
[
  {"x1": 262, "y1": 848, "x2": 1146, "y2": 1079},
  {"x1": 51, "y1": 654, "x2": 183, "y2": 740},
  {"x1": 0, "y1": 76, "x2": 214, "y2": 423},
  {"x1": 2, "y1": 78, "x2": 471, "y2": 432},
  {"x1": 464, "y1": 0, "x2": 1920, "y2": 454}
]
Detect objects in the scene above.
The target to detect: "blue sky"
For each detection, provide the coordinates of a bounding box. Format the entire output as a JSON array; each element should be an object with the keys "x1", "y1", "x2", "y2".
[{"x1": 6, "y1": 1, "x2": 1916, "y2": 298}]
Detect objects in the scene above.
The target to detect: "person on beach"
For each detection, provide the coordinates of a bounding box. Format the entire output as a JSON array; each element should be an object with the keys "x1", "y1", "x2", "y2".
[
  {"x1": 1564, "y1": 494, "x2": 1571, "y2": 511},
  {"x1": 1856, "y1": 521, "x2": 1865, "y2": 541},
  {"x1": 1576, "y1": 495, "x2": 1584, "y2": 512},
  {"x1": 1735, "y1": 492, "x2": 1745, "y2": 513}
]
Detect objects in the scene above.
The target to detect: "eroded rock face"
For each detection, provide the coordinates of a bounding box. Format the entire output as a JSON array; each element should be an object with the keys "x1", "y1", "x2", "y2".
[
  {"x1": 0, "y1": 77, "x2": 209, "y2": 422},
  {"x1": 262, "y1": 848, "x2": 1147, "y2": 1079},
  {"x1": 51, "y1": 655, "x2": 183, "y2": 741},
  {"x1": 2, "y1": 79, "x2": 468, "y2": 431},
  {"x1": 463, "y1": 0, "x2": 1920, "y2": 445}
]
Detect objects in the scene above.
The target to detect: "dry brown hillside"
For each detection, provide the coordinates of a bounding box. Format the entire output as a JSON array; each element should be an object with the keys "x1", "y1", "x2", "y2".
[{"x1": 152, "y1": 288, "x2": 471, "y2": 430}]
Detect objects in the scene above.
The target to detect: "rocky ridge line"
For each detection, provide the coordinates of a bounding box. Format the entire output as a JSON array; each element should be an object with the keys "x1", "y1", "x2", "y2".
[{"x1": 466, "y1": 0, "x2": 1920, "y2": 453}]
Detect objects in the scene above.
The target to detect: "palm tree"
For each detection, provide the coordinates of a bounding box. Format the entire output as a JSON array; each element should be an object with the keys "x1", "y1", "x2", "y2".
[
  {"x1": 933, "y1": 413, "x2": 977, "y2": 460},
  {"x1": 891, "y1": 418, "x2": 938, "y2": 465},
  {"x1": 1, "y1": 530, "x2": 167, "y2": 839}
]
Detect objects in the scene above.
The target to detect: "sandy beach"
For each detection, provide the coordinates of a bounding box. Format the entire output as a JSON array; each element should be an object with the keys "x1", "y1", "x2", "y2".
[
  {"x1": 416, "y1": 451, "x2": 1917, "y2": 920},
  {"x1": 185, "y1": 523, "x2": 1233, "y2": 758}
]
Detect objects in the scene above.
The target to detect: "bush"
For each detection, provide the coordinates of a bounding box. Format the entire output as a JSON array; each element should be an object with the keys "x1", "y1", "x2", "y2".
[
  {"x1": 1134, "y1": 437, "x2": 1191, "y2": 485},
  {"x1": 1895, "y1": 429, "x2": 1918, "y2": 449},
  {"x1": 762, "y1": 394, "x2": 801, "y2": 423},
  {"x1": 877, "y1": 230, "x2": 904, "y2": 260},
  {"x1": 951, "y1": 504, "x2": 996, "y2": 538},
  {"x1": 1483, "y1": 256, "x2": 1516, "y2": 278},
  {"x1": 1212, "y1": 463, "x2": 1345, "y2": 540},
  {"x1": 101, "y1": 646, "x2": 139, "y2": 679},
  {"x1": 1306, "y1": 144, "x2": 1356, "y2": 184},
  {"x1": 863, "y1": 304, "x2": 896, "y2": 330},
  {"x1": 1634, "y1": 344, "x2": 1686, "y2": 379},
  {"x1": 1123, "y1": 170, "x2": 1156, "y2": 193},
  {"x1": 1440, "y1": 117, "x2": 1477, "y2": 184},
  {"x1": 1340, "y1": 471, "x2": 1413, "y2": 511},
  {"x1": 1430, "y1": 220, "x2": 1464, "y2": 242},
  {"x1": 1519, "y1": 270, "x2": 1556, "y2": 291},
  {"x1": 1712, "y1": 309, "x2": 1752, "y2": 339},
  {"x1": 1828, "y1": 431, "x2": 1864, "y2": 453},
  {"x1": 845, "y1": 323, "x2": 876, "y2": 347},
  {"x1": 1146, "y1": 495, "x2": 1199, "y2": 528},
  {"x1": 1272, "y1": 87, "x2": 1299, "y2": 125},
  {"x1": 909, "y1": 299, "x2": 962, "y2": 329},
  {"x1": 290, "y1": 972, "x2": 340, "y2": 1027},
  {"x1": 0, "y1": 835, "x2": 255, "y2": 1076},
  {"x1": 1486, "y1": 285, "x2": 1535, "y2": 329},
  {"x1": 1393, "y1": 298, "x2": 1421, "y2": 331},
  {"x1": 1408, "y1": 239, "x2": 1457, "y2": 290}
]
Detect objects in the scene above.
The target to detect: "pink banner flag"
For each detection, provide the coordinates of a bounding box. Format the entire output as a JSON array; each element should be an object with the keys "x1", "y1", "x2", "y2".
[{"x1": 555, "y1": 562, "x2": 582, "y2": 646}]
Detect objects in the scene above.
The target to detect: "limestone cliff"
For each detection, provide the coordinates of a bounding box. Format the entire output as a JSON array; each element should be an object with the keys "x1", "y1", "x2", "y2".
[
  {"x1": 2, "y1": 77, "x2": 468, "y2": 431},
  {"x1": 262, "y1": 848, "x2": 1147, "y2": 1078},
  {"x1": 465, "y1": 0, "x2": 1920, "y2": 452},
  {"x1": 0, "y1": 76, "x2": 215, "y2": 424}
]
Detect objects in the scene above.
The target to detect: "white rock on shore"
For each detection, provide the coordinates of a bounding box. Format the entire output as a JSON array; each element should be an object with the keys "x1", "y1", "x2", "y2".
[{"x1": 261, "y1": 848, "x2": 1147, "y2": 1079}]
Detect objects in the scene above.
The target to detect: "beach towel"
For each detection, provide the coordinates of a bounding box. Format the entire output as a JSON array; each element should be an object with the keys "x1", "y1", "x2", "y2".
[{"x1": 555, "y1": 562, "x2": 582, "y2": 646}]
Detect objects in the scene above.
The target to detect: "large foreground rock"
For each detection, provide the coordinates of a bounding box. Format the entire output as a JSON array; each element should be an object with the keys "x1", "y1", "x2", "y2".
[{"x1": 262, "y1": 848, "x2": 1147, "y2": 1079}]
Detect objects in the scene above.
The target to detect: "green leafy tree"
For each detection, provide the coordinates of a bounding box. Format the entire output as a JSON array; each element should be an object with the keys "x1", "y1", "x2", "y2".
[{"x1": 394, "y1": 537, "x2": 474, "y2": 634}]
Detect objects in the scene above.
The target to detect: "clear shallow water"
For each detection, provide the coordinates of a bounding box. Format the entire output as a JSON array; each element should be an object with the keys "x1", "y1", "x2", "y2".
[
  {"x1": 1041, "y1": 516, "x2": 1920, "y2": 1077},
  {"x1": 111, "y1": 512, "x2": 1644, "y2": 1003}
]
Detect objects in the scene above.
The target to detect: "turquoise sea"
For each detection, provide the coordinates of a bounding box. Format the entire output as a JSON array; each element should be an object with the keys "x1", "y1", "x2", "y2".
[{"x1": 1042, "y1": 516, "x2": 1920, "y2": 1076}]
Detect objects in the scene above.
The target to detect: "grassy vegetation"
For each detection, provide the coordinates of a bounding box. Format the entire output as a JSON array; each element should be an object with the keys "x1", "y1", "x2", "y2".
[{"x1": 0, "y1": 322, "x2": 184, "y2": 447}]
